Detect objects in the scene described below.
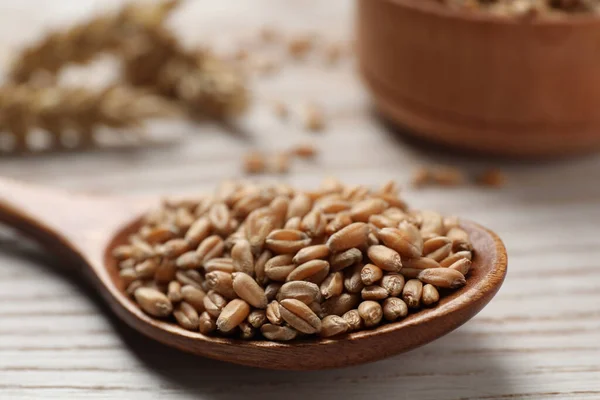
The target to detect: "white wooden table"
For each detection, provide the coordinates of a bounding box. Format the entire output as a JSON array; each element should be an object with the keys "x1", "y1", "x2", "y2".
[{"x1": 1, "y1": 1, "x2": 600, "y2": 399}]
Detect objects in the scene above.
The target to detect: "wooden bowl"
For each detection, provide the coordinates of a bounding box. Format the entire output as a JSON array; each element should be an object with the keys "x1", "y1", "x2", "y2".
[{"x1": 356, "y1": 0, "x2": 600, "y2": 157}]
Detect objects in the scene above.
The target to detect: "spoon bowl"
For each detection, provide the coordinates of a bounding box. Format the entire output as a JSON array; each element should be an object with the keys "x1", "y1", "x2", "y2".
[{"x1": 0, "y1": 178, "x2": 507, "y2": 370}]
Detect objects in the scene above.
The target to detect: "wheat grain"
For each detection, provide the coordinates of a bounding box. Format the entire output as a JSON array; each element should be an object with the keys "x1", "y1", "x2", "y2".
[
  {"x1": 174, "y1": 301, "x2": 199, "y2": 331},
  {"x1": 377, "y1": 224, "x2": 423, "y2": 259},
  {"x1": 290, "y1": 142, "x2": 317, "y2": 158},
  {"x1": 247, "y1": 309, "x2": 267, "y2": 329},
  {"x1": 320, "y1": 315, "x2": 349, "y2": 337},
  {"x1": 360, "y1": 264, "x2": 383, "y2": 286},
  {"x1": 326, "y1": 222, "x2": 369, "y2": 252},
  {"x1": 302, "y1": 102, "x2": 325, "y2": 131},
  {"x1": 119, "y1": 268, "x2": 138, "y2": 287},
  {"x1": 278, "y1": 281, "x2": 321, "y2": 305},
  {"x1": 367, "y1": 245, "x2": 403, "y2": 272},
  {"x1": 266, "y1": 301, "x2": 283, "y2": 325},
  {"x1": 342, "y1": 309, "x2": 363, "y2": 331},
  {"x1": 418, "y1": 268, "x2": 466, "y2": 289},
  {"x1": 232, "y1": 272, "x2": 268, "y2": 308},
  {"x1": 383, "y1": 297, "x2": 408, "y2": 321},
  {"x1": 261, "y1": 324, "x2": 298, "y2": 341},
  {"x1": 440, "y1": 250, "x2": 473, "y2": 268},
  {"x1": 320, "y1": 272, "x2": 344, "y2": 299},
  {"x1": 265, "y1": 229, "x2": 311, "y2": 253},
  {"x1": 402, "y1": 279, "x2": 423, "y2": 309},
  {"x1": 361, "y1": 285, "x2": 389, "y2": 301},
  {"x1": 449, "y1": 258, "x2": 472, "y2": 276},
  {"x1": 167, "y1": 281, "x2": 182, "y2": 303},
  {"x1": 288, "y1": 35, "x2": 314, "y2": 59},
  {"x1": 477, "y1": 168, "x2": 507, "y2": 187},
  {"x1": 180, "y1": 285, "x2": 206, "y2": 312},
  {"x1": 243, "y1": 151, "x2": 267, "y2": 174},
  {"x1": 205, "y1": 271, "x2": 236, "y2": 299},
  {"x1": 196, "y1": 235, "x2": 225, "y2": 265},
  {"x1": 322, "y1": 293, "x2": 361, "y2": 316},
  {"x1": 203, "y1": 290, "x2": 227, "y2": 318},
  {"x1": 117, "y1": 180, "x2": 474, "y2": 340},
  {"x1": 344, "y1": 264, "x2": 366, "y2": 294},
  {"x1": 423, "y1": 236, "x2": 453, "y2": 262},
  {"x1": 446, "y1": 227, "x2": 473, "y2": 252},
  {"x1": 293, "y1": 244, "x2": 330, "y2": 265},
  {"x1": 422, "y1": 284, "x2": 440, "y2": 306},
  {"x1": 358, "y1": 300, "x2": 383, "y2": 328},
  {"x1": 329, "y1": 247, "x2": 362, "y2": 271},
  {"x1": 185, "y1": 217, "x2": 212, "y2": 247},
  {"x1": 279, "y1": 299, "x2": 321, "y2": 334},
  {"x1": 217, "y1": 299, "x2": 250, "y2": 333},
  {"x1": 198, "y1": 311, "x2": 216, "y2": 335},
  {"x1": 134, "y1": 287, "x2": 173, "y2": 317},
  {"x1": 204, "y1": 258, "x2": 235, "y2": 274}
]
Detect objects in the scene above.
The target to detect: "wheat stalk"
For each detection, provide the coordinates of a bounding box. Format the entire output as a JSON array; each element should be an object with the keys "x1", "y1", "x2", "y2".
[
  {"x1": 10, "y1": 0, "x2": 248, "y2": 119},
  {"x1": 0, "y1": 85, "x2": 179, "y2": 153},
  {"x1": 9, "y1": 0, "x2": 181, "y2": 83},
  {"x1": 121, "y1": 26, "x2": 249, "y2": 118}
]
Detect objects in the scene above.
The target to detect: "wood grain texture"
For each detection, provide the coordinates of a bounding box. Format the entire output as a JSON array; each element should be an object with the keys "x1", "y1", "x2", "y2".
[{"x1": 1, "y1": 0, "x2": 600, "y2": 398}]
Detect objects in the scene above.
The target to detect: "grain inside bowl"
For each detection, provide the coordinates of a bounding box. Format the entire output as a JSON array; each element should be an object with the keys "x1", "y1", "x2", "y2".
[
  {"x1": 438, "y1": 0, "x2": 600, "y2": 16},
  {"x1": 112, "y1": 179, "x2": 474, "y2": 340}
]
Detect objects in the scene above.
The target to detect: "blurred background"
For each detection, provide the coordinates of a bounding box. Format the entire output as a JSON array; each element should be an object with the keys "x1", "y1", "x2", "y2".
[{"x1": 1, "y1": 1, "x2": 599, "y2": 399}]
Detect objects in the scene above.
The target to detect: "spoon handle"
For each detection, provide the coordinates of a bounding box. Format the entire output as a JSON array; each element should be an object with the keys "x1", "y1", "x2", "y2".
[{"x1": 0, "y1": 177, "x2": 151, "y2": 265}]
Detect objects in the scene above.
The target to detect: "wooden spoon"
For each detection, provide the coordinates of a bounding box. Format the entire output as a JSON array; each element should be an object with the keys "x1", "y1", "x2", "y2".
[{"x1": 0, "y1": 178, "x2": 507, "y2": 370}]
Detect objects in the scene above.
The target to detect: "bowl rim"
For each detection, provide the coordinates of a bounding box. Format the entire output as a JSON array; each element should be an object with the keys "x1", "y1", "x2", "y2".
[{"x1": 380, "y1": 0, "x2": 600, "y2": 26}]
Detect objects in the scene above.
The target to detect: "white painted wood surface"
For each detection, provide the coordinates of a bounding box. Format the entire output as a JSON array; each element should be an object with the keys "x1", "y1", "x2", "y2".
[{"x1": 1, "y1": 1, "x2": 600, "y2": 399}]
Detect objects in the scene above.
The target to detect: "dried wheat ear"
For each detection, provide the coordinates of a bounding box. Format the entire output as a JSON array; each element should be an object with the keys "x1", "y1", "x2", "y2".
[
  {"x1": 440, "y1": 0, "x2": 600, "y2": 16},
  {"x1": 121, "y1": 26, "x2": 249, "y2": 119},
  {"x1": 114, "y1": 178, "x2": 474, "y2": 341},
  {"x1": 0, "y1": 85, "x2": 178, "y2": 153},
  {"x1": 9, "y1": 0, "x2": 181, "y2": 83},
  {"x1": 9, "y1": 0, "x2": 248, "y2": 119}
]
